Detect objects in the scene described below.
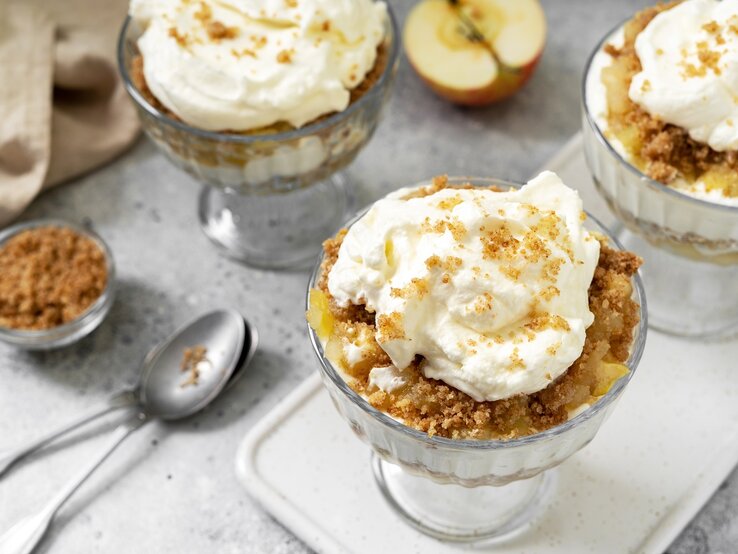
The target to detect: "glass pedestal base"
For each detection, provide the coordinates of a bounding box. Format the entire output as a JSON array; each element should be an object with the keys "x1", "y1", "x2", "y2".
[
  {"x1": 198, "y1": 174, "x2": 350, "y2": 270},
  {"x1": 617, "y1": 228, "x2": 738, "y2": 339},
  {"x1": 371, "y1": 454, "x2": 556, "y2": 543}
]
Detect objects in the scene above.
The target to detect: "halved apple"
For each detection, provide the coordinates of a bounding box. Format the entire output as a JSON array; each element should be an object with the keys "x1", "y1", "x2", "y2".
[{"x1": 404, "y1": 0, "x2": 546, "y2": 105}]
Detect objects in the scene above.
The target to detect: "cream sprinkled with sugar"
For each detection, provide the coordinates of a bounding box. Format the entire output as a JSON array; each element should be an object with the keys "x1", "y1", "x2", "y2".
[
  {"x1": 129, "y1": 0, "x2": 386, "y2": 131},
  {"x1": 327, "y1": 171, "x2": 600, "y2": 402}
]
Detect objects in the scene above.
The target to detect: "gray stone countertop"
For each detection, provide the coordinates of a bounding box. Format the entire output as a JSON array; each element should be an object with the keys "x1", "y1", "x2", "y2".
[{"x1": 0, "y1": 0, "x2": 736, "y2": 552}]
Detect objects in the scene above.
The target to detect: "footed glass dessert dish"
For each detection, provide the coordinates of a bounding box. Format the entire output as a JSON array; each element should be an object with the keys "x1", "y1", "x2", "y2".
[
  {"x1": 117, "y1": 9, "x2": 399, "y2": 269},
  {"x1": 307, "y1": 177, "x2": 647, "y2": 542},
  {"x1": 582, "y1": 16, "x2": 738, "y2": 338}
]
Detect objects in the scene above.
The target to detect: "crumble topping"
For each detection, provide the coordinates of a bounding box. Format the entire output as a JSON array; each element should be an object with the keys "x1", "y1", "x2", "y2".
[
  {"x1": 231, "y1": 48, "x2": 257, "y2": 59},
  {"x1": 168, "y1": 27, "x2": 189, "y2": 47},
  {"x1": 276, "y1": 49, "x2": 294, "y2": 63},
  {"x1": 180, "y1": 345, "x2": 209, "y2": 387},
  {"x1": 424, "y1": 255, "x2": 462, "y2": 272},
  {"x1": 473, "y1": 292, "x2": 493, "y2": 313},
  {"x1": 681, "y1": 40, "x2": 723, "y2": 78},
  {"x1": 194, "y1": 2, "x2": 212, "y2": 22},
  {"x1": 436, "y1": 195, "x2": 463, "y2": 211},
  {"x1": 191, "y1": 2, "x2": 240, "y2": 42},
  {"x1": 390, "y1": 278, "x2": 429, "y2": 300},
  {"x1": 420, "y1": 217, "x2": 467, "y2": 242},
  {"x1": 377, "y1": 312, "x2": 405, "y2": 341},
  {"x1": 206, "y1": 20, "x2": 240, "y2": 41},
  {"x1": 250, "y1": 35, "x2": 269, "y2": 49}
]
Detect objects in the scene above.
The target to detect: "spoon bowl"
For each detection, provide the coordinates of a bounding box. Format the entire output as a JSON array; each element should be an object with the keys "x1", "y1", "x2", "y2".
[{"x1": 139, "y1": 310, "x2": 246, "y2": 419}]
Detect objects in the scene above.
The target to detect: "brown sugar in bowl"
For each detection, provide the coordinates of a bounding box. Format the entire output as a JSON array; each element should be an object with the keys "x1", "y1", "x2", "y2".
[{"x1": 0, "y1": 220, "x2": 115, "y2": 350}]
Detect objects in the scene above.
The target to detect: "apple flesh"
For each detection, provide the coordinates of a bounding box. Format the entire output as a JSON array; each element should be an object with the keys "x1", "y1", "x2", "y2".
[{"x1": 404, "y1": 0, "x2": 546, "y2": 106}]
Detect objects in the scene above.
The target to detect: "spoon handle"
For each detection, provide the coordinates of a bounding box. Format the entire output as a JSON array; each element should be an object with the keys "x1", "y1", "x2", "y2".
[
  {"x1": 0, "y1": 390, "x2": 137, "y2": 477},
  {"x1": 0, "y1": 414, "x2": 149, "y2": 554}
]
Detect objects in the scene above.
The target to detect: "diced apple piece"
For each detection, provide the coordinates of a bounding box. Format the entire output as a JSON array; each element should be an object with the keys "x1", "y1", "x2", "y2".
[
  {"x1": 593, "y1": 361, "x2": 629, "y2": 397},
  {"x1": 307, "y1": 288, "x2": 334, "y2": 342}
]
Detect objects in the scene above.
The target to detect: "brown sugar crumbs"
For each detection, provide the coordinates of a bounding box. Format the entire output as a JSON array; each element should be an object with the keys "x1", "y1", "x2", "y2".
[
  {"x1": 194, "y1": 2, "x2": 212, "y2": 22},
  {"x1": 473, "y1": 292, "x2": 494, "y2": 313},
  {"x1": 421, "y1": 217, "x2": 467, "y2": 242},
  {"x1": 377, "y1": 312, "x2": 405, "y2": 341},
  {"x1": 276, "y1": 49, "x2": 294, "y2": 63},
  {"x1": 192, "y1": 1, "x2": 238, "y2": 41},
  {"x1": 180, "y1": 345, "x2": 209, "y2": 387},
  {"x1": 480, "y1": 225, "x2": 519, "y2": 261},
  {"x1": 703, "y1": 20, "x2": 720, "y2": 35},
  {"x1": 681, "y1": 41, "x2": 723, "y2": 78},
  {"x1": 206, "y1": 21, "x2": 239, "y2": 41},
  {"x1": 390, "y1": 278, "x2": 429, "y2": 300},
  {"x1": 231, "y1": 48, "x2": 257, "y2": 59},
  {"x1": 168, "y1": 27, "x2": 189, "y2": 47},
  {"x1": 312, "y1": 180, "x2": 642, "y2": 440},
  {"x1": 0, "y1": 226, "x2": 108, "y2": 330},
  {"x1": 424, "y1": 254, "x2": 462, "y2": 273}
]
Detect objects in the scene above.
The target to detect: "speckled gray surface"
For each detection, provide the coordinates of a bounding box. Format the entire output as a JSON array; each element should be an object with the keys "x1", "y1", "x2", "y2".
[{"x1": 0, "y1": 0, "x2": 736, "y2": 552}]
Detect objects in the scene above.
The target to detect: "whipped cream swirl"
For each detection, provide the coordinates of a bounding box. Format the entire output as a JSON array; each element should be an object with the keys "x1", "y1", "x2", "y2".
[
  {"x1": 130, "y1": 0, "x2": 386, "y2": 131},
  {"x1": 327, "y1": 172, "x2": 601, "y2": 402},
  {"x1": 629, "y1": 0, "x2": 738, "y2": 152}
]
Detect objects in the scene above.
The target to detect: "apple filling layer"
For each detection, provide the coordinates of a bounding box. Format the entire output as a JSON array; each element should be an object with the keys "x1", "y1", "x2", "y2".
[
  {"x1": 601, "y1": 2, "x2": 738, "y2": 197},
  {"x1": 308, "y1": 183, "x2": 642, "y2": 440}
]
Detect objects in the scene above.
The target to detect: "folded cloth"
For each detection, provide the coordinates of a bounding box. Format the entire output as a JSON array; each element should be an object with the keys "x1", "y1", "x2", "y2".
[{"x1": 0, "y1": 0, "x2": 140, "y2": 226}]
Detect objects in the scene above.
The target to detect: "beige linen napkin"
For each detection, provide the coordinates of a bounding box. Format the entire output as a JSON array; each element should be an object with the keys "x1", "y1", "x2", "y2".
[{"x1": 0, "y1": 0, "x2": 140, "y2": 226}]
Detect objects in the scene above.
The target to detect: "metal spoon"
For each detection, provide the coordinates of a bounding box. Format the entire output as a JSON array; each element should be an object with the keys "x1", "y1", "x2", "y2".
[
  {"x1": 0, "y1": 309, "x2": 257, "y2": 554},
  {"x1": 0, "y1": 313, "x2": 257, "y2": 477}
]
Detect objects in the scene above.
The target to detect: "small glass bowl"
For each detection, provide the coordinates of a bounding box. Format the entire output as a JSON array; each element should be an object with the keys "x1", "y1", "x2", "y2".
[
  {"x1": 582, "y1": 20, "x2": 738, "y2": 338},
  {"x1": 117, "y1": 7, "x2": 400, "y2": 270},
  {"x1": 306, "y1": 177, "x2": 647, "y2": 542},
  {"x1": 0, "y1": 219, "x2": 116, "y2": 350}
]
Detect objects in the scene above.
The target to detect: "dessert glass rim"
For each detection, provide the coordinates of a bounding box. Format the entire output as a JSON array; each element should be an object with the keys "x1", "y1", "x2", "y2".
[
  {"x1": 306, "y1": 176, "x2": 648, "y2": 451},
  {"x1": 0, "y1": 218, "x2": 116, "y2": 340},
  {"x1": 581, "y1": 17, "x2": 738, "y2": 215},
  {"x1": 116, "y1": 4, "x2": 400, "y2": 145}
]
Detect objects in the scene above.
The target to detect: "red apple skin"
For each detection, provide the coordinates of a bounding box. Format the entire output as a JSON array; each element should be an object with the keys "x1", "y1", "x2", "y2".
[{"x1": 409, "y1": 52, "x2": 543, "y2": 106}]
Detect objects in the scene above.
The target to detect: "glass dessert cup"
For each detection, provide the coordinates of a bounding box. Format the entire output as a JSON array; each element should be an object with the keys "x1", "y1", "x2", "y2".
[
  {"x1": 117, "y1": 9, "x2": 399, "y2": 270},
  {"x1": 307, "y1": 177, "x2": 648, "y2": 543},
  {"x1": 582, "y1": 22, "x2": 738, "y2": 339}
]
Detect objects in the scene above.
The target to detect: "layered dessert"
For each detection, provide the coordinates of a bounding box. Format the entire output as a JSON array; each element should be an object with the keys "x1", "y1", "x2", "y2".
[
  {"x1": 308, "y1": 172, "x2": 642, "y2": 440},
  {"x1": 123, "y1": 0, "x2": 395, "y2": 189},
  {"x1": 129, "y1": 0, "x2": 388, "y2": 134},
  {"x1": 587, "y1": 0, "x2": 738, "y2": 206}
]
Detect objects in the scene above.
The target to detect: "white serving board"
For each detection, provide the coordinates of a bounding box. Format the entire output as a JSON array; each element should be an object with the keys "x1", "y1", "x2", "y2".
[{"x1": 235, "y1": 134, "x2": 738, "y2": 554}]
